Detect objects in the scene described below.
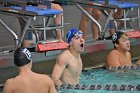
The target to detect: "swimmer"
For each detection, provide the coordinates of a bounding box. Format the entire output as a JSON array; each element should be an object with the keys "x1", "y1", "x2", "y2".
[
  {"x1": 3, "y1": 48, "x2": 57, "y2": 93},
  {"x1": 106, "y1": 31, "x2": 132, "y2": 67},
  {"x1": 51, "y1": 28, "x2": 85, "y2": 86}
]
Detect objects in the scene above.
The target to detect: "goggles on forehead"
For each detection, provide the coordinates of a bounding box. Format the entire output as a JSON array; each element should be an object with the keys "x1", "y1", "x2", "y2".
[
  {"x1": 66, "y1": 28, "x2": 83, "y2": 43},
  {"x1": 74, "y1": 31, "x2": 83, "y2": 36},
  {"x1": 73, "y1": 31, "x2": 83, "y2": 39}
]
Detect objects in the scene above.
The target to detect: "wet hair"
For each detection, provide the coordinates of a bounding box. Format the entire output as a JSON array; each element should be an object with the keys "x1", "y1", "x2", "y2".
[
  {"x1": 14, "y1": 48, "x2": 32, "y2": 67},
  {"x1": 66, "y1": 28, "x2": 83, "y2": 43},
  {"x1": 112, "y1": 31, "x2": 126, "y2": 44}
]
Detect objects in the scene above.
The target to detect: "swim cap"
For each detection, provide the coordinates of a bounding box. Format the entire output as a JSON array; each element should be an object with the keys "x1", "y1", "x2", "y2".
[
  {"x1": 66, "y1": 28, "x2": 83, "y2": 43},
  {"x1": 112, "y1": 31, "x2": 126, "y2": 44},
  {"x1": 14, "y1": 48, "x2": 32, "y2": 67}
]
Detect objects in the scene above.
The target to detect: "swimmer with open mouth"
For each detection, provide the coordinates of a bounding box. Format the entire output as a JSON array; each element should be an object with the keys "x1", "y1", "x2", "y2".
[{"x1": 66, "y1": 28, "x2": 85, "y2": 53}]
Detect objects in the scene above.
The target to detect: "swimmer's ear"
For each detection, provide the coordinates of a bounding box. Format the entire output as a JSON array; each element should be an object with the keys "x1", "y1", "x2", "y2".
[
  {"x1": 115, "y1": 43, "x2": 119, "y2": 48},
  {"x1": 69, "y1": 42, "x2": 73, "y2": 46}
]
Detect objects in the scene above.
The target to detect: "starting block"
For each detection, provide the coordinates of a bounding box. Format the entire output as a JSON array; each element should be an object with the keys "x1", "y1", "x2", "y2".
[
  {"x1": 36, "y1": 40, "x2": 68, "y2": 52},
  {"x1": 125, "y1": 31, "x2": 140, "y2": 38}
]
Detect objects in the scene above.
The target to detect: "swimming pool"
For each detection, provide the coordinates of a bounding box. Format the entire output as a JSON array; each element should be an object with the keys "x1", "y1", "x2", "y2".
[
  {"x1": 0, "y1": 67, "x2": 139, "y2": 93},
  {"x1": 58, "y1": 67, "x2": 140, "y2": 93}
]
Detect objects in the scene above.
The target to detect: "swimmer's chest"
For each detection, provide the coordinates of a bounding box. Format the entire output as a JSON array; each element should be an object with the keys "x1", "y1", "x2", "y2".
[
  {"x1": 66, "y1": 58, "x2": 83, "y2": 74},
  {"x1": 118, "y1": 54, "x2": 131, "y2": 66}
]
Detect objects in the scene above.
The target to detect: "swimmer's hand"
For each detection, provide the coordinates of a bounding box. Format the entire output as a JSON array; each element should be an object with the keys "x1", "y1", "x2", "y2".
[
  {"x1": 51, "y1": 75, "x2": 63, "y2": 87},
  {"x1": 136, "y1": 59, "x2": 140, "y2": 65},
  {"x1": 54, "y1": 80, "x2": 63, "y2": 87}
]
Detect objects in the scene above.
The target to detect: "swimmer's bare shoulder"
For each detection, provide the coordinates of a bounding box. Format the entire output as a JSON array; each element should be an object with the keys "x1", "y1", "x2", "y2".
[
  {"x1": 3, "y1": 78, "x2": 15, "y2": 93},
  {"x1": 127, "y1": 51, "x2": 131, "y2": 58},
  {"x1": 106, "y1": 50, "x2": 120, "y2": 67},
  {"x1": 31, "y1": 74, "x2": 57, "y2": 93},
  {"x1": 42, "y1": 74, "x2": 55, "y2": 83},
  {"x1": 56, "y1": 50, "x2": 70, "y2": 65},
  {"x1": 107, "y1": 50, "x2": 119, "y2": 60}
]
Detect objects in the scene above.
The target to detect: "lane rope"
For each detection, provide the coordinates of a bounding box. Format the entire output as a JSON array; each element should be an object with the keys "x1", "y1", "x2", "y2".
[
  {"x1": 108, "y1": 66, "x2": 140, "y2": 71},
  {"x1": 56, "y1": 84, "x2": 140, "y2": 91}
]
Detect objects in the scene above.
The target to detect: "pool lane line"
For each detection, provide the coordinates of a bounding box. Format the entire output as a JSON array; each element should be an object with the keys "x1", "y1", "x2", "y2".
[
  {"x1": 56, "y1": 84, "x2": 140, "y2": 91},
  {"x1": 108, "y1": 66, "x2": 140, "y2": 71},
  {"x1": 83, "y1": 64, "x2": 105, "y2": 70}
]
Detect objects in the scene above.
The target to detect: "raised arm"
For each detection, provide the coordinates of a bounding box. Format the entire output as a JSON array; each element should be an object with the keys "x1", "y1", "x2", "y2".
[{"x1": 51, "y1": 54, "x2": 67, "y2": 86}]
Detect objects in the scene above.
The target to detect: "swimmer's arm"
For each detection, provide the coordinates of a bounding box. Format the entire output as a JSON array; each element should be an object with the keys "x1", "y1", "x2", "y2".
[
  {"x1": 48, "y1": 77, "x2": 57, "y2": 93},
  {"x1": 136, "y1": 58, "x2": 140, "y2": 65},
  {"x1": 51, "y1": 55, "x2": 67, "y2": 86},
  {"x1": 3, "y1": 79, "x2": 14, "y2": 93},
  {"x1": 106, "y1": 52, "x2": 120, "y2": 67}
]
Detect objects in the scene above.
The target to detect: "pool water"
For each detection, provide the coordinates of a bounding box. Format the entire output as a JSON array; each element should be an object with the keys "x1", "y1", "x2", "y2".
[{"x1": 58, "y1": 67, "x2": 140, "y2": 93}]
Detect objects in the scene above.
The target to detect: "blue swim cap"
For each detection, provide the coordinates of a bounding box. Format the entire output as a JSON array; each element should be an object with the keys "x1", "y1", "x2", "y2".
[{"x1": 66, "y1": 28, "x2": 83, "y2": 43}]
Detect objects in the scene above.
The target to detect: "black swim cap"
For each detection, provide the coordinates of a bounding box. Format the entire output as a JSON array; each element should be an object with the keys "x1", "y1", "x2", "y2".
[
  {"x1": 112, "y1": 31, "x2": 126, "y2": 44},
  {"x1": 14, "y1": 48, "x2": 32, "y2": 67}
]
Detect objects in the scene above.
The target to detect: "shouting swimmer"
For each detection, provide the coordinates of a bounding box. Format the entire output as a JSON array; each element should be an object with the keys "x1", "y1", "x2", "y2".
[{"x1": 51, "y1": 28, "x2": 85, "y2": 86}]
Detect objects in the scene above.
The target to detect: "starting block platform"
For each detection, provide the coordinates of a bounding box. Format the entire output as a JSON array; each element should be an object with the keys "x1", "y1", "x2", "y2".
[
  {"x1": 0, "y1": 0, "x2": 65, "y2": 52},
  {"x1": 98, "y1": 0, "x2": 139, "y2": 8},
  {"x1": 125, "y1": 31, "x2": 140, "y2": 38},
  {"x1": 36, "y1": 40, "x2": 68, "y2": 52},
  {"x1": 9, "y1": 6, "x2": 62, "y2": 16}
]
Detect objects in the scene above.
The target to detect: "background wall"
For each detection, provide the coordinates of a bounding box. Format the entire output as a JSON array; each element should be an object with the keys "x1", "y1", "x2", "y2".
[{"x1": 0, "y1": 0, "x2": 139, "y2": 50}]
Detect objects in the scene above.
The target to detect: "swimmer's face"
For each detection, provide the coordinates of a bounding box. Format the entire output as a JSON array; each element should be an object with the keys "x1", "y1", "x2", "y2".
[
  {"x1": 117, "y1": 34, "x2": 130, "y2": 51},
  {"x1": 70, "y1": 32, "x2": 84, "y2": 53}
]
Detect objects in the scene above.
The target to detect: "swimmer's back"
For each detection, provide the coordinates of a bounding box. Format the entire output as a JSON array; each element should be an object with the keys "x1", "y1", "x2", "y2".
[{"x1": 3, "y1": 73, "x2": 57, "y2": 93}]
